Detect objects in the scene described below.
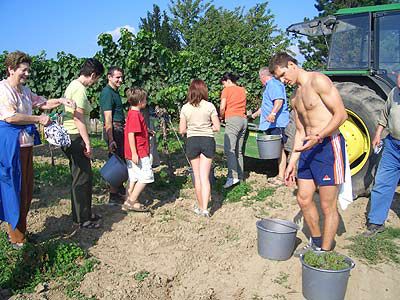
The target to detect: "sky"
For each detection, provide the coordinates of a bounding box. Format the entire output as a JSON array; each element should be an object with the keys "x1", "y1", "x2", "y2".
[{"x1": 0, "y1": 0, "x2": 317, "y2": 60}]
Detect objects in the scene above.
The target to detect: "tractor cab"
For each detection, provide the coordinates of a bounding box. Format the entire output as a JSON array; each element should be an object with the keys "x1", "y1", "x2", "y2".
[{"x1": 287, "y1": 4, "x2": 400, "y2": 87}]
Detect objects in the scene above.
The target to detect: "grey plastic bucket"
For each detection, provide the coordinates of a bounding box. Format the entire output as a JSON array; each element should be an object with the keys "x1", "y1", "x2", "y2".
[
  {"x1": 100, "y1": 154, "x2": 128, "y2": 187},
  {"x1": 301, "y1": 253, "x2": 355, "y2": 300},
  {"x1": 256, "y1": 134, "x2": 282, "y2": 159},
  {"x1": 256, "y1": 218, "x2": 299, "y2": 261},
  {"x1": 189, "y1": 166, "x2": 216, "y2": 186}
]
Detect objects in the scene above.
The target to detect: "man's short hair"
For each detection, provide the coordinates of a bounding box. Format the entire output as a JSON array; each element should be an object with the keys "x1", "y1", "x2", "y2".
[
  {"x1": 126, "y1": 87, "x2": 147, "y2": 106},
  {"x1": 107, "y1": 66, "x2": 124, "y2": 77},
  {"x1": 269, "y1": 52, "x2": 298, "y2": 74},
  {"x1": 79, "y1": 58, "x2": 104, "y2": 77},
  {"x1": 259, "y1": 67, "x2": 271, "y2": 78},
  {"x1": 5, "y1": 51, "x2": 32, "y2": 76}
]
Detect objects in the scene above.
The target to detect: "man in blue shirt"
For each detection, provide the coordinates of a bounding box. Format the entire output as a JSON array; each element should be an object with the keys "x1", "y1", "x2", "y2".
[{"x1": 251, "y1": 67, "x2": 290, "y2": 184}]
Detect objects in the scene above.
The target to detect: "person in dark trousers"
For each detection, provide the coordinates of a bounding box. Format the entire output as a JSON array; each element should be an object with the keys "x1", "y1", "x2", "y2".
[
  {"x1": 99, "y1": 66, "x2": 125, "y2": 205},
  {"x1": 62, "y1": 58, "x2": 104, "y2": 229}
]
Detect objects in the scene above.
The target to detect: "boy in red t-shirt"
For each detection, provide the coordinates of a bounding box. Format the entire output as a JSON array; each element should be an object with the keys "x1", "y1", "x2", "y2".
[{"x1": 123, "y1": 88, "x2": 154, "y2": 211}]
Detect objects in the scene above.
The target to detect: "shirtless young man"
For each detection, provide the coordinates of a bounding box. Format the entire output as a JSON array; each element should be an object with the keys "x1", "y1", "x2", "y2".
[{"x1": 269, "y1": 52, "x2": 348, "y2": 254}]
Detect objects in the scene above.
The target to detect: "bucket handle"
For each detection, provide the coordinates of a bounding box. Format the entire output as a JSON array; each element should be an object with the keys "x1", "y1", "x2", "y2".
[{"x1": 258, "y1": 218, "x2": 299, "y2": 231}]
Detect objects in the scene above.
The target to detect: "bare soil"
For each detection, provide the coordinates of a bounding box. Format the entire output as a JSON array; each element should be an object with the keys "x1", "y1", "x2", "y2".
[{"x1": 4, "y1": 145, "x2": 400, "y2": 300}]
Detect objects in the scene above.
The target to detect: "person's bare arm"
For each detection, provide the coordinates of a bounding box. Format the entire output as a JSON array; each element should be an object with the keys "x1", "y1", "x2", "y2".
[
  {"x1": 179, "y1": 115, "x2": 187, "y2": 135},
  {"x1": 220, "y1": 97, "x2": 227, "y2": 120},
  {"x1": 5, "y1": 113, "x2": 50, "y2": 125},
  {"x1": 297, "y1": 74, "x2": 347, "y2": 151},
  {"x1": 266, "y1": 99, "x2": 283, "y2": 123},
  {"x1": 40, "y1": 98, "x2": 76, "y2": 110},
  {"x1": 285, "y1": 105, "x2": 305, "y2": 186},
  {"x1": 211, "y1": 114, "x2": 220, "y2": 132},
  {"x1": 128, "y1": 132, "x2": 138, "y2": 164},
  {"x1": 73, "y1": 108, "x2": 91, "y2": 158},
  {"x1": 103, "y1": 110, "x2": 117, "y2": 152},
  {"x1": 251, "y1": 108, "x2": 261, "y2": 119}
]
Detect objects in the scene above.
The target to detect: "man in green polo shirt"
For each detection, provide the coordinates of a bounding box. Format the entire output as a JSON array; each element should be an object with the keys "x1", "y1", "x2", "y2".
[{"x1": 99, "y1": 66, "x2": 125, "y2": 205}]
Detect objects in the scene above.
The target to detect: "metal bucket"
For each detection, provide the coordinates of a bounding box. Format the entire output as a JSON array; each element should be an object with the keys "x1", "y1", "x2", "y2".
[
  {"x1": 100, "y1": 154, "x2": 128, "y2": 187},
  {"x1": 256, "y1": 218, "x2": 299, "y2": 261},
  {"x1": 256, "y1": 134, "x2": 282, "y2": 159},
  {"x1": 301, "y1": 253, "x2": 355, "y2": 300}
]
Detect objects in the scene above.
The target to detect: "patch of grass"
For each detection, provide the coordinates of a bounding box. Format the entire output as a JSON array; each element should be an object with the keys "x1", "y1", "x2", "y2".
[
  {"x1": 152, "y1": 168, "x2": 188, "y2": 192},
  {"x1": 0, "y1": 232, "x2": 97, "y2": 297},
  {"x1": 224, "y1": 226, "x2": 240, "y2": 242},
  {"x1": 266, "y1": 196, "x2": 283, "y2": 208},
  {"x1": 303, "y1": 251, "x2": 350, "y2": 271},
  {"x1": 346, "y1": 227, "x2": 400, "y2": 265},
  {"x1": 251, "y1": 187, "x2": 275, "y2": 202},
  {"x1": 272, "y1": 272, "x2": 290, "y2": 289},
  {"x1": 158, "y1": 209, "x2": 174, "y2": 223},
  {"x1": 92, "y1": 166, "x2": 108, "y2": 190},
  {"x1": 134, "y1": 270, "x2": 150, "y2": 282},
  {"x1": 272, "y1": 294, "x2": 287, "y2": 300},
  {"x1": 224, "y1": 183, "x2": 252, "y2": 203},
  {"x1": 34, "y1": 161, "x2": 70, "y2": 187},
  {"x1": 90, "y1": 136, "x2": 107, "y2": 150}
]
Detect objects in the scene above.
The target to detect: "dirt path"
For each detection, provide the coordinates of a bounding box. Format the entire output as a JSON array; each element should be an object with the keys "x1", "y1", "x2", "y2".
[{"x1": 5, "y1": 147, "x2": 400, "y2": 300}]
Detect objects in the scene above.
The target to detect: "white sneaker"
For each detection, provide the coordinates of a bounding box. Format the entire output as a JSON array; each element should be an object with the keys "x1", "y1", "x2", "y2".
[
  {"x1": 201, "y1": 209, "x2": 211, "y2": 217},
  {"x1": 193, "y1": 204, "x2": 202, "y2": 215},
  {"x1": 223, "y1": 177, "x2": 240, "y2": 188}
]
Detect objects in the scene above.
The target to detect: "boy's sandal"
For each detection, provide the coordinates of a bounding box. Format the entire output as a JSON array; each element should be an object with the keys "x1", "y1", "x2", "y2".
[
  {"x1": 10, "y1": 242, "x2": 25, "y2": 250},
  {"x1": 122, "y1": 201, "x2": 149, "y2": 212},
  {"x1": 90, "y1": 213, "x2": 102, "y2": 222},
  {"x1": 79, "y1": 221, "x2": 100, "y2": 229}
]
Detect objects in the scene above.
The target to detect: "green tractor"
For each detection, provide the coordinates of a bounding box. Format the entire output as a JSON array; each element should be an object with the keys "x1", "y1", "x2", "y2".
[{"x1": 286, "y1": 3, "x2": 400, "y2": 197}]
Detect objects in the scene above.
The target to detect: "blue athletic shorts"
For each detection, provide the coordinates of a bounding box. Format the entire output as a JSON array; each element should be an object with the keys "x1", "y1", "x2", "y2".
[{"x1": 297, "y1": 133, "x2": 346, "y2": 186}]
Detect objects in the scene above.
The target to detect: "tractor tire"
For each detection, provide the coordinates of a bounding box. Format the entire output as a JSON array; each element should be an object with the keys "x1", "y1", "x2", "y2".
[
  {"x1": 284, "y1": 82, "x2": 385, "y2": 198},
  {"x1": 335, "y1": 82, "x2": 385, "y2": 198}
]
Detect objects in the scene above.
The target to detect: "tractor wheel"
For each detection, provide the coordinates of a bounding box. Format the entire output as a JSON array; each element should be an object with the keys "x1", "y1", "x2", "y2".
[{"x1": 335, "y1": 82, "x2": 385, "y2": 198}]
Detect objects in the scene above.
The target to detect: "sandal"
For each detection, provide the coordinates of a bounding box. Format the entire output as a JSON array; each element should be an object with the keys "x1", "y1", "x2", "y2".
[
  {"x1": 90, "y1": 213, "x2": 102, "y2": 222},
  {"x1": 10, "y1": 242, "x2": 25, "y2": 250},
  {"x1": 79, "y1": 221, "x2": 100, "y2": 229},
  {"x1": 122, "y1": 201, "x2": 149, "y2": 212}
]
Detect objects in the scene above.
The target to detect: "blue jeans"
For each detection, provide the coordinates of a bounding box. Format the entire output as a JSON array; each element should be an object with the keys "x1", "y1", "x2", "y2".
[{"x1": 368, "y1": 135, "x2": 400, "y2": 225}]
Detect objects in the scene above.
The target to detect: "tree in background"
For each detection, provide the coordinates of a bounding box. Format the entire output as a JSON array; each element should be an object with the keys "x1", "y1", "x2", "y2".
[
  {"x1": 169, "y1": 0, "x2": 211, "y2": 46},
  {"x1": 139, "y1": 4, "x2": 181, "y2": 51},
  {"x1": 299, "y1": 0, "x2": 398, "y2": 70}
]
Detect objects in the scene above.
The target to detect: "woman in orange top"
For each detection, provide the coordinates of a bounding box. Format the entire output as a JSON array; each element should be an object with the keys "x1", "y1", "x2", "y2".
[{"x1": 220, "y1": 73, "x2": 247, "y2": 188}]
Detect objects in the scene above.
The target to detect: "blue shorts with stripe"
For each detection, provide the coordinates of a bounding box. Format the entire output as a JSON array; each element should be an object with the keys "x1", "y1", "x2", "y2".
[{"x1": 297, "y1": 134, "x2": 346, "y2": 186}]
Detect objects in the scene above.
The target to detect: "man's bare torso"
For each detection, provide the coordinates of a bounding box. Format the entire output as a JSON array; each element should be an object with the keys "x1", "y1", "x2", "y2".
[{"x1": 293, "y1": 72, "x2": 340, "y2": 136}]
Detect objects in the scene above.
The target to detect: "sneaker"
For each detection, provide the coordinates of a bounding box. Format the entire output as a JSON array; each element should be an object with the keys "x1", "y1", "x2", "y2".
[
  {"x1": 294, "y1": 238, "x2": 321, "y2": 257},
  {"x1": 223, "y1": 177, "x2": 240, "y2": 189},
  {"x1": 193, "y1": 204, "x2": 202, "y2": 215},
  {"x1": 201, "y1": 209, "x2": 211, "y2": 218},
  {"x1": 363, "y1": 223, "x2": 385, "y2": 237},
  {"x1": 108, "y1": 193, "x2": 124, "y2": 206}
]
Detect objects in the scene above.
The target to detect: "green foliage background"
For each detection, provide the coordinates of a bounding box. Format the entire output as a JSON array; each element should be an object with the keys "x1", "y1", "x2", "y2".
[{"x1": 0, "y1": 1, "x2": 290, "y2": 118}]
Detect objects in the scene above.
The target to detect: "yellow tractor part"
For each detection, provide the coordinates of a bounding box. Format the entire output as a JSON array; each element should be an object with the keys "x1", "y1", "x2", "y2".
[{"x1": 339, "y1": 109, "x2": 371, "y2": 175}]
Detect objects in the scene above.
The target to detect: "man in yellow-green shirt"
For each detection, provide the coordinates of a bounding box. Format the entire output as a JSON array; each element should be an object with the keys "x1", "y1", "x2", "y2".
[{"x1": 62, "y1": 58, "x2": 104, "y2": 229}]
